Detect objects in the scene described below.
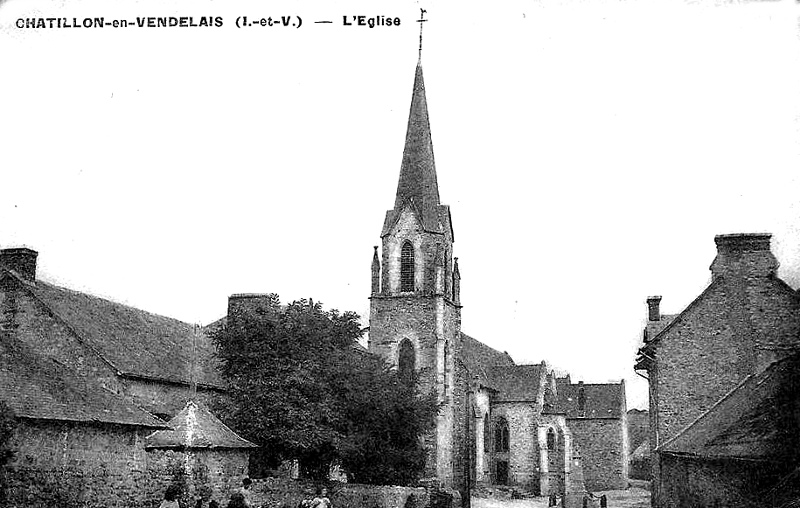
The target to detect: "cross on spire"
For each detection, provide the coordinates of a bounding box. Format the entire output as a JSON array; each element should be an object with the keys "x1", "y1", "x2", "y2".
[{"x1": 417, "y1": 8, "x2": 427, "y2": 61}]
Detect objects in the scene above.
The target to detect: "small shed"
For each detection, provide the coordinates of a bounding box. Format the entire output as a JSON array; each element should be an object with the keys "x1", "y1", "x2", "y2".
[{"x1": 145, "y1": 401, "x2": 257, "y2": 505}]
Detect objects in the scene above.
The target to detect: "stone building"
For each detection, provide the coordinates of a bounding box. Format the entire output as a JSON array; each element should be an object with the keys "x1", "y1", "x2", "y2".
[
  {"x1": 635, "y1": 233, "x2": 800, "y2": 507},
  {"x1": 367, "y1": 59, "x2": 629, "y2": 502},
  {"x1": 0, "y1": 248, "x2": 225, "y2": 421},
  {"x1": 626, "y1": 409, "x2": 649, "y2": 480},
  {"x1": 0, "y1": 248, "x2": 243, "y2": 507},
  {"x1": 145, "y1": 400, "x2": 257, "y2": 506}
]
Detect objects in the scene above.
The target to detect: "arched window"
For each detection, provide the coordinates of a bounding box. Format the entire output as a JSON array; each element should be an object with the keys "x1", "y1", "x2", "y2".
[
  {"x1": 547, "y1": 428, "x2": 556, "y2": 451},
  {"x1": 398, "y1": 338, "x2": 415, "y2": 383},
  {"x1": 494, "y1": 417, "x2": 509, "y2": 453},
  {"x1": 443, "y1": 340, "x2": 449, "y2": 399},
  {"x1": 483, "y1": 413, "x2": 491, "y2": 452},
  {"x1": 400, "y1": 241, "x2": 415, "y2": 292}
]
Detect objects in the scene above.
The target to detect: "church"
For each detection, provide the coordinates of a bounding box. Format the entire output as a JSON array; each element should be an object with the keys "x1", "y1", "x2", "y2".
[
  {"x1": 365, "y1": 57, "x2": 629, "y2": 501},
  {"x1": 0, "y1": 53, "x2": 630, "y2": 507}
]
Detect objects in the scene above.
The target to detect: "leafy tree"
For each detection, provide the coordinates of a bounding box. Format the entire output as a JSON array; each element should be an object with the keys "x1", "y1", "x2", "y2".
[{"x1": 212, "y1": 295, "x2": 438, "y2": 485}]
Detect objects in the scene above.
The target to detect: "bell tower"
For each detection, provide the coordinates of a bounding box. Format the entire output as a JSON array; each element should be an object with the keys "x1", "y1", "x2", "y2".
[{"x1": 368, "y1": 59, "x2": 463, "y2": 486}]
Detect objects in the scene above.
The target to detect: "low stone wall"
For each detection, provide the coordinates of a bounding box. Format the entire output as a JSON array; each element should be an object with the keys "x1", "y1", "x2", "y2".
[
  {"x1": 249, "y1": 478, "x2": 431, "y2": 508},
  {"x1": 4, "y1": 420, "x2": 167, "y2": 508},
  {"x1": 3, "y1": 420, "x2": 251, "y2": 508}
]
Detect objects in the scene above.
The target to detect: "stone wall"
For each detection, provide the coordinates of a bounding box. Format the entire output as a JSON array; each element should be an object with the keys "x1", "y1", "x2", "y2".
[
  {"x1": 490, "y1": 403, "x2": 539, "y2": 492},
  {"x1": 248, "y1": 477, "x2": 432, "y2": 508},
  {"x1": 147, "y1": 448, "x2": 250, "y2": 506},
  {"x1": 568, "y1": 419, "x2": 626, "y2": 491},
  {"x1": 125, "y1": 378, "x2": 224, "y2": 420},
  {"x1": 5, "y1": 420, "x2": 165, "y2": 508},
  {"x1": 4, "y1": 420, "x2": 250, "y2": 508},
  {"x1": 654, "y1": 277, "x2": 800, "y2": 447},
  {"x1": 659, "y1": 453, "x2": 782, "y2": 508}
]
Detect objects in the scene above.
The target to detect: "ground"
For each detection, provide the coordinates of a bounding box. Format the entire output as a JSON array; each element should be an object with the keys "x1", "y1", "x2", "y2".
[{"x1": 472, "y1": 486, "x2": 651, "y2": 508}]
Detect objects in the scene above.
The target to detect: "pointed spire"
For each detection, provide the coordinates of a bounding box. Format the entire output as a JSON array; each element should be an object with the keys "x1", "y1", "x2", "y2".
[
  {"x1": 371, "y1": 246, "x2": 381, "y2": 295},
  {"x1": 394, "y1": 62, "x2": 441, "y2": 231}
]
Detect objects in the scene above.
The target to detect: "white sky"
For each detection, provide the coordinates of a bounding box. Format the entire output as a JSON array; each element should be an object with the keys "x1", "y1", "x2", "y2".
[{"x1": 2, "y1": 0, "x2": 800, "y2": 410}]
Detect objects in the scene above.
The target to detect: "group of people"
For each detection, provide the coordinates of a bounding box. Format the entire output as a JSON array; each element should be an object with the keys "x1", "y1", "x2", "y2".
[{"x1": 158, "y1": 478, "x2": 332, "y2": 508}]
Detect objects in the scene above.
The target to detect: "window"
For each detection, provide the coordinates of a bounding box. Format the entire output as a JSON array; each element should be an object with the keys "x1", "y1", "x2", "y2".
[
  {"x1": 400, "y1": 241, "x2": 415, "y2": 292},
  {"x1": 547, "y1": 428, "x2": 556, "y2": 451},
  {"x1": 578, "y1": 387, "x2": 586, "y2": 412},
  {"x1": 483, "y1": 413, "x2": 491, "y2": 452},
  {"x1": 398, "y1": 338, "x2": 415, "y2": 383},
  {"x1": 494, "y1": 417, "x2": 509, "y2": 453}
]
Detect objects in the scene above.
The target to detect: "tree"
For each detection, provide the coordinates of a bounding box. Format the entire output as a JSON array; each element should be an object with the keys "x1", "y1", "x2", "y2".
[{"x1": 212, "y1": 295, "x2": 438, "y2": 485}]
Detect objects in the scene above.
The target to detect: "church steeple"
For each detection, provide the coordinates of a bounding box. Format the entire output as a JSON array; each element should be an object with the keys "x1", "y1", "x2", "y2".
[
  {"x1": 395, "y1": 63, "x2": 440, "y2": 217},
  {"x1": 382, "y1": 63, "x2": 449, "y2": 237}
]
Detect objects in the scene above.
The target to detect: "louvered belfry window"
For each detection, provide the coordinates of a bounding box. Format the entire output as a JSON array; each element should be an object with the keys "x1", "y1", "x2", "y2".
[{"x1": 401, "y1": 241, "x2": 415, "y2": 292}]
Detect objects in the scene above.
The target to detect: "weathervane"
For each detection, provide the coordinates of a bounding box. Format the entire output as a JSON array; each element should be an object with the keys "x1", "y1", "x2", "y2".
[{"x1": 417, "y1": 8, "x2": 427, "y2": 61}]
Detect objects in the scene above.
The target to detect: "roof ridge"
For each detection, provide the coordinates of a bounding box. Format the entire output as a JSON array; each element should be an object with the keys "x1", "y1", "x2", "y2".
[
  {"x1": 36, "y1": 279, "x2": 196, "y2": 329},
  {"x1": 20, "y1": 279, "x2": 125, "y2": 376}
]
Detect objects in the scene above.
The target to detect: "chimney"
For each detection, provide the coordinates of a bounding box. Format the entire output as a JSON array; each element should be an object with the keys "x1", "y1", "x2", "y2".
[
  {"x1": 0, "y1": 248, "x2": 38, "y2": 282},
  {"x1": 647, "y1": 296, "x2": 662, "y2": 322},
  {"x1": 226, "y1": 293, "x2": 280, "y2": 331},
  {"x1": 710, "y1": 233, "x2": 778, "y2": 280}
]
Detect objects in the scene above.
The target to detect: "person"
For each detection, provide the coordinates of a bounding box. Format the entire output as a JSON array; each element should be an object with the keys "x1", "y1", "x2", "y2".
[
  {"x1": 238, "y1": 478, "x2": 254, "y2": 507},
  {"x1": 160, "y1": 485, "x2": 181, "y2": 508},
  {"x1": 309, "y1": 486, "x2": 331, "y2": 508},
  {"x1": 600, "y1": 494, "x2": 607, "y2": 508}
]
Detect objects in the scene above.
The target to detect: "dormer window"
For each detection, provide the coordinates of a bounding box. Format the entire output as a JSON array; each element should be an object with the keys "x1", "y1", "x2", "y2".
[{"x1": 401, "y1": 241, "x2": 415, "y2": 292}]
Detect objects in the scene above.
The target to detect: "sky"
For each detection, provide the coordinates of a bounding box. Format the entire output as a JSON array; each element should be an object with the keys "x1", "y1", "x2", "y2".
[{"x1": 1, "y1": 0, "x2": 800, "y2": 410}]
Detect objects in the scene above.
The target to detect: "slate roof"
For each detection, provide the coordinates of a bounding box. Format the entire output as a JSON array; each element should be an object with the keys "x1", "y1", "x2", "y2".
[
  {"x1": 145, "y1": 400, "x2": 257, "y2": 450},
  {"x1": 461, "y1": 332, "x2": 515, "y2": 387},
  {"x1": 658, "y1": 354, "x2": 800, "y2": 461},
  {"x1": 25, "y1": 279, "x2": 224, "y2": 388},
  {"x1": 382, "y1": 63, "x2": 453, "y2": 239},
  {"x1": 0, "y1": 329, "x2": 166, "y2": 428},
  {"x1": 559, "y1": 383, "x2": 624, "y2": 419},
  {"x1": 489, "y1": 364, "x2": 545, "y2": 403}
]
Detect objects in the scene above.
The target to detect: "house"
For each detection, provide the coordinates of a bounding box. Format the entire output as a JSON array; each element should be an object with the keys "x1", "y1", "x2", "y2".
[
  {"x1": 0, "y1": 248, "x2": 245, "y2": 507},
  {"x1": 635, "y1": 233, "x2": 800, "y2": 507}
]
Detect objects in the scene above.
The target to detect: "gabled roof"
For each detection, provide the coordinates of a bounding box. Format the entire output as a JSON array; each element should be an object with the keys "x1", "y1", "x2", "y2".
[
  {"x1": 559, "y1": 383, "x2": 624, "y2": 419},
  {"x1": 489, "y1": 364, "x2": 545, "y2": 403},
  {"x1": 635, "y1": 279, "x2": 724, "y2": 371},
  {"x1": 22, "y1": 278, "x2": 223, "y2": 388},
  {"x1": 658, "y1": 354, "x2": 800, "y2": 461},
  {"x1": 0, "y1": 329, "x2": 165, "y2": 428},
  {"x1": 636, "y1": 270, "x2": 800, "y2": 371},
  {"x1": 461, "y1": 332, "x2": 515, "y2": 388},
  {"x1": 144, "y1": 400, "x2": 257, "y2": 450}
]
